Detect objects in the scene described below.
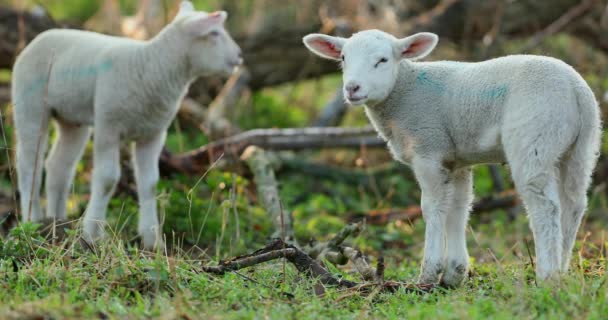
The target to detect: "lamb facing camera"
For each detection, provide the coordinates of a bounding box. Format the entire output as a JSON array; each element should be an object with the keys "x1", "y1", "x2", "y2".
[
  {"x1": 12, "y1": 1, "x2": 242, "y2": 250},
  {"x1": 303, "y1": 29, "x2": 601, "y2": 286}
]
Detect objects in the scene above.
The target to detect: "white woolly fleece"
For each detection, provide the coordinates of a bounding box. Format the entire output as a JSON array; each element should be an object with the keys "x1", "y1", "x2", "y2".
[
  {"x1": 12, "y1": 1, "x2": 242, "y2": 249},
  {"x1": 304, "y1": 29, "x2": 602, "y2": 286}
]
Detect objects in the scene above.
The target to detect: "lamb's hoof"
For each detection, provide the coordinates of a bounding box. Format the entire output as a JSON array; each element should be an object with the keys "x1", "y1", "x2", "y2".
[
  {"x1": 139, "y1": 227, "x2": 165, "y2": 252},
  {"x1": 418, "y1": 262, "x2": 444, "y2": 285},
  {"x1": 418, "y1": 273, "x2": 441, "y2": 286},
  {"x1": 535, "y1": 271, "x2": 562, "y2": 287},
  {"x1": 439, "y1": 261, "x2": 468, "y2": 288},
  {"x1": 81, "y1": 219, "x2": 106, "y2": 248}
]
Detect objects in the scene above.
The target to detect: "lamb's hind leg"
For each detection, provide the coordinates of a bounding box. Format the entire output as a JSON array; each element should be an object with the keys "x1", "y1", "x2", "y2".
[
  {"x1": 507, "y1": 149, "x2": 563, "y2": 280},
  {"x1": 558, "y1": 144, "x2": 595, "y2": 272},
  {"x1": 15, "y1": 108, "x2": 49, "y2": 222},
  {"x1": 133, "y1": 132, "x2": 166, "y2": 250},
  {"x1": 45, "y1": 121, "x2": 90, "y2": 220}
]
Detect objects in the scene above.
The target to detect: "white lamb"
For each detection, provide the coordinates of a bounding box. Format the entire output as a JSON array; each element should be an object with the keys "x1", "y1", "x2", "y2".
[
  {"x1": 12, "y1": 1, "x2": 242, "y2": 249},
  {"x1": 303, "y1": 30, "x2": 601, "y2": 286}
]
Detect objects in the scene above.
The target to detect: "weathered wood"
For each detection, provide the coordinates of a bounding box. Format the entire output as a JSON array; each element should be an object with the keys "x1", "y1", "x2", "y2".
[
  {"x1": 201, "y1": 238, "x2": 436, "y2": 293},
  {"x1": 240, "y1": 146, "x2": 293, "y2": 240},
  {"x1": 159, "y1": 127, "x2": 384, "y2": 175}
]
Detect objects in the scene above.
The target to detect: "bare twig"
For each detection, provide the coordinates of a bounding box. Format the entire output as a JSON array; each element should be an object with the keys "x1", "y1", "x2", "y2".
[
  {"x1": 342, "y1": 246, "x2": 378, "y2": 282},
  {"x1": 306, "y1": 221, "x2": 364, "y2": 260},
  {"x1": 201, "y1": 238, "x2": 435, "y2": 294},
  {"x1": 204, "y1": 68, "x2": 249, "y2": 139},
  {"x1": 376, "y1": 256, "x2": 385, "y2": 284},
  {"x1": 523, "y1": 0, "x2": 596, "y2": 51}
]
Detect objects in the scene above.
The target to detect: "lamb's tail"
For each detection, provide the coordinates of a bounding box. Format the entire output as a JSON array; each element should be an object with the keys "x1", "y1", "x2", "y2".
[
  {"x1": 566, "y1": 84, "x2": 602, "y2": 195},
  {"x1": 558, "y1": 82, "x2": 602, "y2": 270}
]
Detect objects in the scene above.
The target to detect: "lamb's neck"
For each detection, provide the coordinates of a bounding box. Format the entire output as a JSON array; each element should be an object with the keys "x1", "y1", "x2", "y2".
[
  {"x1": 378, "y1": 60, "x2": 418, "y2": 110},
  {"x1": 364, "y1": 61, "x2": 417, "y2": 140},
  {"x1": 133, "y1": 26, "x2": 194, "y2": 103}
]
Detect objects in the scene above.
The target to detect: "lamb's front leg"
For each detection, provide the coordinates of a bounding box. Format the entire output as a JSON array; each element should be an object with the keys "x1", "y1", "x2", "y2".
[
  {"x1": 413, "y1": 158, "x2": 453, "y2": 284},
  {"x1": 440, "y1": 168, "x2": 473, "y2": 287},
  {"x1": 82, "y1": 130, "x2": 121, "y2": 245},
  {"x1": 133, "y1": 132, "x2": 166, "y2": 250}
]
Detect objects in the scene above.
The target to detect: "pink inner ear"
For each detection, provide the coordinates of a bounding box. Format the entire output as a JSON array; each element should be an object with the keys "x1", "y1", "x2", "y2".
[
  {"x1": 313, "y1": 39, "x2": 339, "y2": 56},
  {"x1": 209, "y1": 11, "x2": 221, "y2": 17},
  {"x1": 403, "y1": 38, "x2": 431, "y2": 55}
]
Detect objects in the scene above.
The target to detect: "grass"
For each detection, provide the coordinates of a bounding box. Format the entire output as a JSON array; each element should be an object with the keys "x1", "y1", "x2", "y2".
[{"x1": 0, "y1": 216, "x2": 606, "y2": 319}]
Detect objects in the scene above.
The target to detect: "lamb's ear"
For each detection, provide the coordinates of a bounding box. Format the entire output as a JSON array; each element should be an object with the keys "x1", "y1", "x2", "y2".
[
  {"x1": 182, "y1": 11, "x2": 227, "y2": 36},
  {"x1": 303, "y1": 34, "x2": 346, "y2": 61},
  {"x1": 394, "y1": 32, "x2": 438, "y2": 61},
  {"x1": 175, "y1": 1, "x2": 195, "y2": 20}
]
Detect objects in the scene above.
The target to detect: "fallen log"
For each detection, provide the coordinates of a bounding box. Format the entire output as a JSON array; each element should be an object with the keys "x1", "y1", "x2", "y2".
[{"x1": 159, "y1": 127, "x2": 385, "y2": 175}]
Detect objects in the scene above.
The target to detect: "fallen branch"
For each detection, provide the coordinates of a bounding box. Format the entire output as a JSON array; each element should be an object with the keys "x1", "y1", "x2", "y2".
[
  {"x1": 203, "y1": 68, "x2": 250, "y2": 139},
  {"x1": 201, "y1": 238, "x2": 435, "y2": 294},
  {"x1": 305, "y1": 222, "x2": 363, "y2": 261},
  {"x1": 350, "y1": 190, "x2": 520, "y2": 225},
  {"x1": 159, "y1": 127, "x2": 384, "y2": 175}
]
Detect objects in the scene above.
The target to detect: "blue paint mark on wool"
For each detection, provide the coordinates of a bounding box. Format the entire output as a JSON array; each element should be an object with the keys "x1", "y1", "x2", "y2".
[
  {"x1": 21, "y1": 59, "x2": 114, "y2": 97},
  {"x1": 415, "y1": 71, "x2": 509, "y2": 102},
  {"x1": 479, "y1": 85, "x2": 508, "y2": 101},
  {"x1": 415, "y1": 71, "x2": 447, "y2": 94}
]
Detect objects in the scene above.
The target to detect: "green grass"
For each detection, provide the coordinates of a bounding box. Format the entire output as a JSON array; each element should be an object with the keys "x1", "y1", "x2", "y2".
[{"x1": 0, "y1": 217, "x2": 606, "y2": 319}]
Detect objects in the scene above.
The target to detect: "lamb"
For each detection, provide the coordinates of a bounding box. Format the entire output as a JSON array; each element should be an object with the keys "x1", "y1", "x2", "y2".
[
  {"x1": 11, "y1": 1, "x2": 242, "y2": 249},
  {"x1": 303, "y1": 30, "x2": 601, "y2": 286}
]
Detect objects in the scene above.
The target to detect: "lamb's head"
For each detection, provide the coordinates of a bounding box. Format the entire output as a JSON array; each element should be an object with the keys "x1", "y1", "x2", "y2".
[
  {"x1": 173, "y1": 1, "x2": 242, "y2": 77},
  {"x1": 303, "y1": 30, "x2": 438, "y2": 106}
]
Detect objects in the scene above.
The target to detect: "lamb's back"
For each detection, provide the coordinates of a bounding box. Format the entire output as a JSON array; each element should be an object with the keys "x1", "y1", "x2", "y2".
[{"x1": 12, "y1": 29, "x2": 144, "y2": 125}]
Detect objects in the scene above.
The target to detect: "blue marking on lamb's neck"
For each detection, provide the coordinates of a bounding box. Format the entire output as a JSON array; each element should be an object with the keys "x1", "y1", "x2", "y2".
[{"x1": 415, "y1": 71, "x2": 447, "y2": 94}]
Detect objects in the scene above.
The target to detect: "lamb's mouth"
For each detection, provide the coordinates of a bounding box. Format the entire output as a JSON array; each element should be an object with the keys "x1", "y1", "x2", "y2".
[{"x1": 347, "y1": 95, "x2": 368, "y2": 105}]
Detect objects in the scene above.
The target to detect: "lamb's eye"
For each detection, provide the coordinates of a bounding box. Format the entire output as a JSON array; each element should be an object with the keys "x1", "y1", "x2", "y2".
[
  {"x1": 341, "y1": 55, "x2": 345, "y2": 61},
  {"x1": 375, "y1": 57, "x2": 388, "y2": 68},
  {"x1": 209, "y1": 30, "x2": 220, "y2": 37}
]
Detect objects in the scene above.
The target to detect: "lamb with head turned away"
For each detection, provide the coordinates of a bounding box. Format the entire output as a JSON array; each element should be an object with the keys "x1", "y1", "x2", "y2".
[
  {"x1": 303, "y1": 30, "x2": 601, "y2": 286},
  {"x1": 11, "y1": 0, "x2": 242, "y2": 250}
]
